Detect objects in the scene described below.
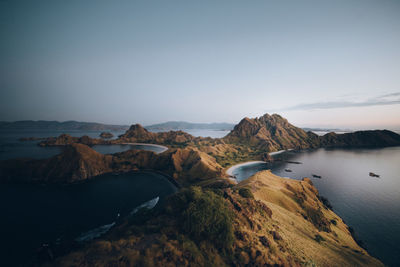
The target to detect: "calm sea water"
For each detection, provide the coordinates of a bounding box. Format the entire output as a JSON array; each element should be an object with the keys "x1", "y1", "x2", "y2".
[{"x1": 232, "y1": 147, "x2": 400, "y2": 267}]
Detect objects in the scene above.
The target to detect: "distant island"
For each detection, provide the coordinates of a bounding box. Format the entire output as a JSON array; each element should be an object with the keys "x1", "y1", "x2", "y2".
[
  {"x1": 0, "y1": 120, "x2": 236, "y2": 132},
  {"x1": 0, "y1": 120, "x2": 129, "y2": 131},
  {"x1": 0, "y1": 119, "x2": 362, "y2": 134}
]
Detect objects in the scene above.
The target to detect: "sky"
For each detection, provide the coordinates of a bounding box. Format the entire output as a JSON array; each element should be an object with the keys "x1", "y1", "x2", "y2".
[{"x1": 1, "y1": 0, "x2": 399, "y2": 130}]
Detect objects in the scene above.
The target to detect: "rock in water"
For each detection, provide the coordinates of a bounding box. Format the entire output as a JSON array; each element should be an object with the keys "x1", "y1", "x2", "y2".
[{"x1": 99, "y1": 132, "x2": 114, "y2": 139}]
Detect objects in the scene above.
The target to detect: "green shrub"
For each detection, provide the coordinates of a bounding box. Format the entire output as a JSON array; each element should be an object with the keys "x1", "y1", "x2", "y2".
[
  {"x1": 314, "y1": 234, "x2": 325, "y2": 243},
  {"x1": 318, "y1": 195, "x2": 333, "y2": 210},
  {"x1": 238, "y1": 187, "x2": 254, "y2": 199},
  {"x1": 180, "y1": 187, "x2": 234, "y2": 251},
  {"x1": 305, "y1": 206, "x2": 331, "y2": 232}
]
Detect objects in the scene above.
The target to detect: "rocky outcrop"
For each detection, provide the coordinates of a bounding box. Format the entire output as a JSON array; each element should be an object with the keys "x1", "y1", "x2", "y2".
[{"x1": 99, "y1": 132, "x2": 113, "y2": 139}]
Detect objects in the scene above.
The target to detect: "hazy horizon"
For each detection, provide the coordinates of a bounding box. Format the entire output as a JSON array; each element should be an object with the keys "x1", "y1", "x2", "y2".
[{"x1": 1, "y1": 0, "x2": 399, "y2": 130}]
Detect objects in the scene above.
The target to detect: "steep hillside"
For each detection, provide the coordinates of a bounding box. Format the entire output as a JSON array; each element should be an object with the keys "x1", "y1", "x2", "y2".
[
  {"x1": 238, "y1": 170, "x2": 383, "y2": 266},
  {"x1": 112, "y1": 147, "x2": 225, "y2": 185}
]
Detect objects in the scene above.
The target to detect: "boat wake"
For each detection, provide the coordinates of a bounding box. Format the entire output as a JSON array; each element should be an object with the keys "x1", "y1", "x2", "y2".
[{"x1": 76, "y1": 196, "x2": 160, "y2": 242}]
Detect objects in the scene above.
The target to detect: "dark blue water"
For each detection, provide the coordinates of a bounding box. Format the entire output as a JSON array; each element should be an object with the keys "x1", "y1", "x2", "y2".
[
  {"x1": 232, "y1": 147, "x2": 400, "y2": 267},
  {"x1": 0, "y1": 172, "x2": 177, "y2": 266}
]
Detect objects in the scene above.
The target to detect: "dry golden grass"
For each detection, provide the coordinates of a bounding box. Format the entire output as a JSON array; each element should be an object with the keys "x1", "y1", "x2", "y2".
[{"x1": 237, "y1": 170, "x2": 384, "y2": 267}]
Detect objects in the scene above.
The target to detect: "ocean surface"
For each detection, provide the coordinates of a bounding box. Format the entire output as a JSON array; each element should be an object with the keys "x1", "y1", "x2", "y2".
[{"x1": 231, "y1": 147, "x2": 400, "y2": 267}]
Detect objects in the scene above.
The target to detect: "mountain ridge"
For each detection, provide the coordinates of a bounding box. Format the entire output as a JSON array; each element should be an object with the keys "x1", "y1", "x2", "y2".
[{"x1": 0, "y1": 120, "x2": 129, "y2": 131}]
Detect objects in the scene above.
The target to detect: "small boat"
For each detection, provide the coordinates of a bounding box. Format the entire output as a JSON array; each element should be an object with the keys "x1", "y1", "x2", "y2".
[
  {"x1": 369, "y1": 172, "x2": 380, "y2": 178},
  {"x1": 285, "y1": 169, "x2": 292, "y2": 172},
  {"x1": 286, "y1": 161, "x2": 302, "y2": 164},
  {"x1": 312, "y1": 174, "x2": 322, "y2": 179}
]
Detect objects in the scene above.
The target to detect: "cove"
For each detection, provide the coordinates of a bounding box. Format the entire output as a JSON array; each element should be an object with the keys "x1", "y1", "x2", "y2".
[{"x1": 0, "y1": 171, "x2": 177, "y2": 266}]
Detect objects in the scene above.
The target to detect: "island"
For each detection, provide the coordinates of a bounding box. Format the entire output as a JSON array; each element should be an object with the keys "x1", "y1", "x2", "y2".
[{"x1": 99, "y1": 132, "x2": 114, "y2": 139}]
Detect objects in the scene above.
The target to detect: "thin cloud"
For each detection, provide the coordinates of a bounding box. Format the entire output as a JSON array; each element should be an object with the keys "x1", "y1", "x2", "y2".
[{"x1": 283, "y1": 92, "x2": 400, "y2": 111}]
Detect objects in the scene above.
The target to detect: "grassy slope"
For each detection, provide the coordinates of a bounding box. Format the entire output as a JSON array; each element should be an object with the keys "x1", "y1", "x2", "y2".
[{"x1": 238, "y1": 170, "x2": 383, "y2": 267}]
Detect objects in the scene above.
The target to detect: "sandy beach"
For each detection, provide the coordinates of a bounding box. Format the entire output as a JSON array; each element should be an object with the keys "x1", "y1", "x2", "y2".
[
  {"x1": 121, "y1": 143, "x2": 168, "y2": 153},
  {"x1": 226, "y1": 149, "x2": 293, "y2": 177}
]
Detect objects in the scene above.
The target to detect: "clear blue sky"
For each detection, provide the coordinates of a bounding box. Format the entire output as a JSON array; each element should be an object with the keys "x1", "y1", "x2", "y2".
[{"x1": 1, "y1": 0, "x2": 399, "y2": 129}]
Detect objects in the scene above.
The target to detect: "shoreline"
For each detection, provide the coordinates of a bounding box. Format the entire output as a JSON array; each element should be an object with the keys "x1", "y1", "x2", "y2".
[
  {"x1": 225, "y1": 149, "x2": 293, "y2": 177},
  {"x1": 121, "y1": 143, "x2": 168, "y2": 153},
  {"x1": 226, "y1": 161, "x2": 266, "y2": 176},
  {"x1": 268, "y1": 149, "x2": 293, "y2": 156}
]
